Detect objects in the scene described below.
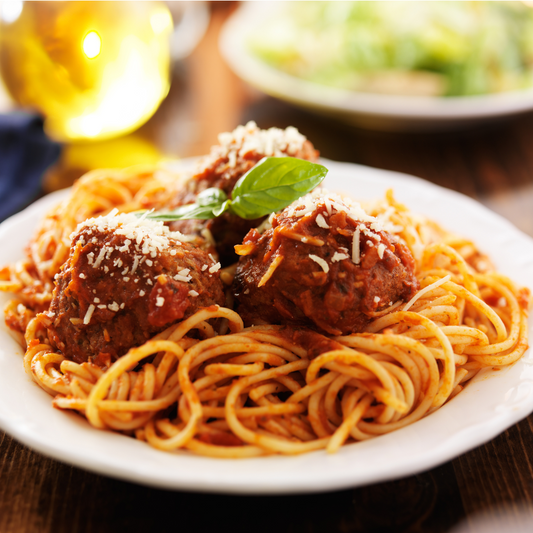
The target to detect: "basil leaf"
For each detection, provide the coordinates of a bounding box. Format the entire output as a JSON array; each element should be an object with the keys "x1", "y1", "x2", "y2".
[
  {"x1": 197, "y1": 187, "x2": 228, "y2": 207},
  {"x1": 144, "y1": 203, "x2": 219, "y2": 221},
  {"x1": 138, "y1": 157, "x2": 328, "y2": 222},
  {"x1": 230, "y1": 157, "x2": 328, "y2": 219},
  {"x1": 212, "y1": 199, "x2": 232, "y2": 217},
  {"x1": 139, "y1": 188, "x2": 229, "y2": 221}
]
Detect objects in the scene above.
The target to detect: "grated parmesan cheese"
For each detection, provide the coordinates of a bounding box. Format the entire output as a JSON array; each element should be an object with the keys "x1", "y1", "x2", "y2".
[
  {"x1": 208, "y1": 121, "x2": 307, "y2": 170},
  {"x1": 83, "y1": 304, "x2": 95, "y2": 325},
  {"x1": 287, "y1": 188, "x2": 383, "y2": 233},
  {"x1": 209, "y1": 262, "x2": 221, "y2": 274},
  {"x1": 352, "y1": 228, "x2": 360, "y2": 265},
  {"x1": 93, "y1": 246, "x2": 109, "y2": 269},
  {"x1": 156, "y1": 297, "x2": 165, "y2": 307},
  {"x1": 315, "y1": 213, "x2": 330, "y2": 229},
  {"x1": 73, "y1": 210, "x2": 190, "y2": 275},
  {"x1": 309, "y1": 254, "x2": 329, "y2": 273},
  {"x1": 281, "y1": 187, "x2": 401, "y2": 270},
  {"x1": 131, "y1": 255, "x2": 140, "y2": 274},
  {"x1": 331, "y1": 252, "x2": 349, "y2": 262}
]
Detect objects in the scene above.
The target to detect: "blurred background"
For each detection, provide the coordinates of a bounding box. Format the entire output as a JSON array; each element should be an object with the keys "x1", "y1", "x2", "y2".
[
  {"x1": 2, "y1": 2, "x2": 533, "y2": 532},
  {"x1": 1, "y1": 1, "x2": 533, "y2": 231}
]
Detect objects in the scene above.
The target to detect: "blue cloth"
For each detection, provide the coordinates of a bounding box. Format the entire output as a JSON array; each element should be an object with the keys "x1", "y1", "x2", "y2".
[{"x1": 0, "y1": 113, "x2": 61, "y2": 222}]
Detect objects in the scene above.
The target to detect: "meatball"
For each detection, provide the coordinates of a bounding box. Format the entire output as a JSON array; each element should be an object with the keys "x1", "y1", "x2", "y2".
[
  {"x1": 232, "y1": 191, "x2": 419, "y2": 336},
  {"x1": 168, "y1": 121, "x2": 319, "y2": 266},
  {"x1": 44, "y1": 210, "x2": 225, "y2": 366}
]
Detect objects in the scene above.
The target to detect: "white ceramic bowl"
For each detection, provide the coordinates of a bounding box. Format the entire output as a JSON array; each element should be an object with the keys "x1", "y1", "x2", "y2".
[{"x1": 219, "y1": 2, "x2": 533, "y2": 131}]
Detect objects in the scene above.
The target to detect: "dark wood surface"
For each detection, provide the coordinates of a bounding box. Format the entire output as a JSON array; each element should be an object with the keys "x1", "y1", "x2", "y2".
[{"x1": 2, "y1": 3, "x2": 533, "y2": 532}]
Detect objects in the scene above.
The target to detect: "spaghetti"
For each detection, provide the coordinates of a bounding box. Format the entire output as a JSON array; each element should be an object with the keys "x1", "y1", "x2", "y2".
[{"x1": 1, "y1": 159, "x2": 530, "y2": 458}]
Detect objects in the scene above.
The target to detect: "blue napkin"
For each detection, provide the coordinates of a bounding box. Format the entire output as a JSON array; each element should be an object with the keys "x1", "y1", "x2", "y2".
[{"x1": 0, "y1": 113, "x2": 61, "y2": 222}]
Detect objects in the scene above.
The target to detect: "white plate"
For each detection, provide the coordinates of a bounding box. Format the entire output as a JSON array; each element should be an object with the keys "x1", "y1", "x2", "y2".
[
  {"x1": 1, "y1": 160, "x2": 533, "y2": 494},
  {"x1": 219, "y1": 2, "x2": 533, "y2": 131}
]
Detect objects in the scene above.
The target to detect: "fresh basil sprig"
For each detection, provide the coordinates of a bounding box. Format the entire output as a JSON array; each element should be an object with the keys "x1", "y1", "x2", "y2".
[
  {"x1": 148, "y1": 188, "x2": 230, "y2": 221},
  {"x1": 140, "y1": 157, "x2": 328, "y2": 221}
]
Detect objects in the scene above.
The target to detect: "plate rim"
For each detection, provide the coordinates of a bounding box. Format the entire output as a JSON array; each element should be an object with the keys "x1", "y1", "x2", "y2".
[{"x1": 219, "y1": 2, "x2": 533, "y2": 123}]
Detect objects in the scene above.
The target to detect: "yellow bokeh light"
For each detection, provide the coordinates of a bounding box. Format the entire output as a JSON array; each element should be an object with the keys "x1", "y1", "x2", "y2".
[
  {"x1": 0, "y1": 2, "x2": 172, "y2": 141},
  {"x1": 83, "y1": 31, "x2": 101, "y2": 59},
  {"x1": 150, "y1": 9, "x2": 172, "y2": 35},
  {"x1": 0, "y1": 1, "x2": 23, "y2": 24}
]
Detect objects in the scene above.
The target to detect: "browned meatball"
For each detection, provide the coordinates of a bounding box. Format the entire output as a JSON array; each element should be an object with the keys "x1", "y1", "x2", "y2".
[
  {"x1": 44, "y1": 211, "x2": 225, "y2": 366},
  {"x1": 168, "y1": 122, "x2": 320, "y2": 266},
  {"x1": 232, "y1": 191, "x2": 419, "y2": 336}
]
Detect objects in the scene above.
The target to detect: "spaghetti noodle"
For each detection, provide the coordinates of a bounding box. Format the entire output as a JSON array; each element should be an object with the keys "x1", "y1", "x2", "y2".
[{"x1": 1, "y1": 154, "x2": 530, "y2": 458}]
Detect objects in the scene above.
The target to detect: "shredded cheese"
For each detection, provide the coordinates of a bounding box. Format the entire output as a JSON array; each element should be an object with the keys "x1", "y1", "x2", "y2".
[
  {"x1": 258, "y1": 255, "x2": 284, "y2": 287},
  {"x1": 73, "y1": 210, "x2": 188, "y2": 271},
  {"x1": 209, "y1": 121, "x2": 307, "y2": 169},
  {"x1": 331, "y1": 252, "x2": 349, "y2": 262},
  {"x1": 403, "y1": 275, "x2": 452, "y2": 312},
  {"x1": 287, "y1": 188, "x2": 383, "y2": 231},
  {"x1": 315, "y1": 213, "x2": 330, "y2": 229},
  {"x1": 83, "y1": 304, "x2": 95, "y2": 325},
  {"x1": 309, "y1": 254, "x2": 329, "y2": 273},
  {"x1": 209, "y1": 263, "x2": 221, "y2": 274},
  {"x1": 352, "y1": 228, "x2": 360, "y2": 265}
]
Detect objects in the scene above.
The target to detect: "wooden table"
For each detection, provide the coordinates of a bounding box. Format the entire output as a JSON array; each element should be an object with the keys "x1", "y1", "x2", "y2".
[{"x1": 2, "y1": 3, "x2": 533, "y2": 532}]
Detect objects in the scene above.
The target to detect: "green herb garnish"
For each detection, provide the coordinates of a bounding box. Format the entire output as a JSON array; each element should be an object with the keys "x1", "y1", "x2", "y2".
[{"x1": 141, "y1": 157, "x2": 328, "y2": 221}]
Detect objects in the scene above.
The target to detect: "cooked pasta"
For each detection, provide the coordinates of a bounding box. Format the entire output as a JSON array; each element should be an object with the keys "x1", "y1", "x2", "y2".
[{"x1": 1, "y1": 129, "x2": 530, "y2": 458}]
